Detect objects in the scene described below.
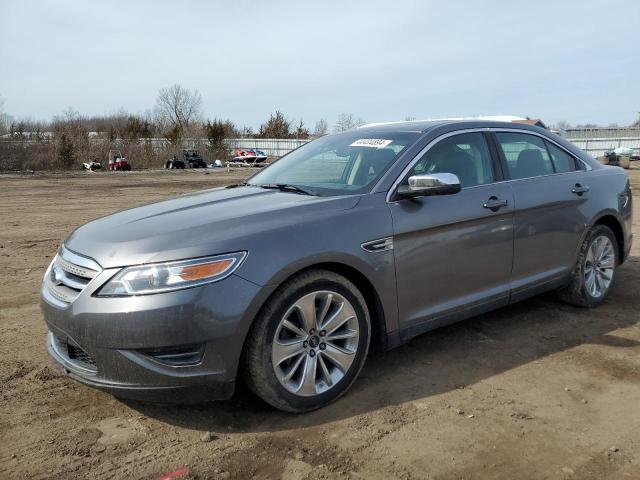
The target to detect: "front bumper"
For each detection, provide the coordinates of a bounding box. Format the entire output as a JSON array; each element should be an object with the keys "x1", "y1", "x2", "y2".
[{"x1": 41, "y1": 272, "x2": 273, "y2": 404}]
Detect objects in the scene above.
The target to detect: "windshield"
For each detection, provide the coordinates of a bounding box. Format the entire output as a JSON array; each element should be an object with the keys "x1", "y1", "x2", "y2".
[{"x1": 248, "y1": 130, "x2": 420, "y2": 196}]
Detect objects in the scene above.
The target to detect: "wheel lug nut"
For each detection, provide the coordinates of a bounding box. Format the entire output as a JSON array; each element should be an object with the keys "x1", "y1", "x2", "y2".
[
  {"x1": 303, "y1": 341, "x2": 308, "y2": 348},
  {"x1": 319, "y1": 343, "x2": 326, "y2": 350},
  {"x1": 309, "y1": 329, "x2": 316, "y2": 335},
  {"x1": 319, "y1": 330, "x2": 326, "y2": 337},
  {"x1": 309, "y1": 350, "x2": 316, "y2": 357}
]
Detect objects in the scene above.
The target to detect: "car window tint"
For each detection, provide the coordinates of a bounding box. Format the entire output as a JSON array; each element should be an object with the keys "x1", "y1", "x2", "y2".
[
  {"x1": 408, "y1": 132, "x2": 494, "y2": 188},
  {"x1": 546, "y1": 141, "x2": 577, "y2": 173},
  {"x1": 496, "y1": 132, "x2": 554, "y2": 179}
]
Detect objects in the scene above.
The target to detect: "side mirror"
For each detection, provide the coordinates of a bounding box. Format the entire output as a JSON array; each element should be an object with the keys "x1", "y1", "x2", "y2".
[{"x1": 394, "y1": 173, "x2": 461, "y2": 200}]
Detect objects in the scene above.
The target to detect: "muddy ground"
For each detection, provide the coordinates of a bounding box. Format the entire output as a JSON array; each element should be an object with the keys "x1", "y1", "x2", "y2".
[{"x1": 1, "y1": 167, "x2": 639, "y2": 480}]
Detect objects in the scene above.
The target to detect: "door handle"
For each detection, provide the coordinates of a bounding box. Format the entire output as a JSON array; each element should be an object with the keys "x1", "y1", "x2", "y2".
[
  {"x1": 571, "y1": 184, "x2": 590, "y2": 196},
  {"x1": 483, "y1": 197, "x2": 508, "y2": 212}
]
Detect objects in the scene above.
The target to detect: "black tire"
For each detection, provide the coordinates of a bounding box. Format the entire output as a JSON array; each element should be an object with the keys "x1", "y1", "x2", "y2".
[
  {"x1": 244, "y1": 269, "x2": 371, "y2": 413},
  {"x1": 557, "y1": 224, "x2": 618, "y2": 307}
]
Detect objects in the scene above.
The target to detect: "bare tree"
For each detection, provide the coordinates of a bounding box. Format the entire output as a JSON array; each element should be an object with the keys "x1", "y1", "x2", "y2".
[
  {"x1": 257, "y1": 110, "x2": 291, "y2": 138},
  {"x1": 0, "y1": 94, "x2": 11, "y2": 134},
  {"x1": 554, "y1": 120, "x2": 571, "y2": 131},
  {"x1": 155, "y1": 84, "x2": 203, "y2": 131},
  {"x1": 294, "y1": 120, "x2": 309, "y2": 139},
  {"x1": 313, "y1": 119, "x2": 328, "y2": 136},
  {"x1": 51, "y1": 107, "x2": 89, "y2": 169},
  {"x1": 333, "y1": 113, "x2": 365, "y2": 133}
]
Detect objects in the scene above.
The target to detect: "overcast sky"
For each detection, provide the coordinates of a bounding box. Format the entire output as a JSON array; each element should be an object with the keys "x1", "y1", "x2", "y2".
[{"x1": 0, "y1": 0, "x2": 638, "y2": 129}]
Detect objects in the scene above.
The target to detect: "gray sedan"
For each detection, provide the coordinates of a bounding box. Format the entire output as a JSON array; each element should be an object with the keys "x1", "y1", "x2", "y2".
[{"x1": 41, "y1": 120, "x2": 633, "y2": 412}]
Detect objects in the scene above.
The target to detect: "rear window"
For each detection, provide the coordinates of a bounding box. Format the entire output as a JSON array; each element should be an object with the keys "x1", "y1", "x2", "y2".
[
  {"x1": 546, "y1": 141, "x2": 578, "y2": 173},
  {"x1": 496, "y1": 132, "x2": 554, "y2": 179}
]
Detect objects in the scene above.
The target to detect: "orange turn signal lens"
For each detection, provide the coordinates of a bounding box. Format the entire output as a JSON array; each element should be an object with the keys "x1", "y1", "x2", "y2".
[{"x1": 178, "y1": 259, "x2": 234, "y2": 281}]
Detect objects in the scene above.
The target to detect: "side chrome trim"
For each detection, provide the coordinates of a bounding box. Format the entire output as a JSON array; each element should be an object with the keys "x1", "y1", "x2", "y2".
[
  {"x1": 361, "y1": 237, "x2": 394, "y2": 252},
  {"x1": 385, "y1": 127, "x2": 592, "y2": 203},
  {"x1": 489, "y1": 127, "x2": 593, "y2": 172}
]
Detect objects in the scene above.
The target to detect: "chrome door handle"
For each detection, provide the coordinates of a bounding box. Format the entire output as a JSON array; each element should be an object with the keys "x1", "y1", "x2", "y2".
[
  {"x1": 483, "y1": 197, "x2": 508, "y2": 211},
  {"x1": 571, "y1": 184, "x2": 590, "y2": 196}
]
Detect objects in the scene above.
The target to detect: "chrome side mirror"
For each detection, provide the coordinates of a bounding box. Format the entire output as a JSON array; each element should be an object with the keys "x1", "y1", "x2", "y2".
[{"x1": 394, "y1": 173, "x2": 461, "y2": 199}]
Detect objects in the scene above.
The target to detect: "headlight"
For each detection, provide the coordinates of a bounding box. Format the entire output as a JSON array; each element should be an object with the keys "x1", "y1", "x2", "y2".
[{"x1": 96, "y1": 252, "x2": 246, "y2": 296}]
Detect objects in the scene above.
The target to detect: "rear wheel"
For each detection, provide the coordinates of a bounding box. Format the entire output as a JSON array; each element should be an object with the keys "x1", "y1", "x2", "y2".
[
  {"x1": 558, "y1": 224, "x2": 618, "y2": 307},
  {"x1": 245, "y1": 270, "x2": 370, "y2": 412}
]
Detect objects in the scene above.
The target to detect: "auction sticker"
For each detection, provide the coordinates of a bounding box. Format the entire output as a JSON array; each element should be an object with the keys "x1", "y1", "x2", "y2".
[{"x1": 349, "y1": 139, "x2": 393, "y2": 148}]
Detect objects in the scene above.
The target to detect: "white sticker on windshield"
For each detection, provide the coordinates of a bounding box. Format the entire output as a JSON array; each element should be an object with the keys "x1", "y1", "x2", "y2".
[{"x1": 349, "y1": 139, "x2": 393, "y2": 149}]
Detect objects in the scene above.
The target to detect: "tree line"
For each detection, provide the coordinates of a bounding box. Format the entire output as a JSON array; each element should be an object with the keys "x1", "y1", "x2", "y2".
[{"x1": 0, "y1": 86, "x2": 367, "y2": 170}]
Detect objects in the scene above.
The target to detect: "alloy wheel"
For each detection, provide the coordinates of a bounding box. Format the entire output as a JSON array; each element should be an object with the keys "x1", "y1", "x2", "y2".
[
  {"x1": 271, "y1": 290, "x2": 360, "y2": 396},
  {"x1": 584, "y1": 235, "x2": 615, "y2": 298}
]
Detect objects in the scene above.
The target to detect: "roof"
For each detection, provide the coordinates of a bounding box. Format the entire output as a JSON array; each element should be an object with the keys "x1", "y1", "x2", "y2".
[
  {"x1": 357, "y1": 115, "x2": 548, "y2": 134},
  {"x1": 356, "y1": 119, "x2": 451, "y2": 133},
  {"x1": 358, "y1": 115, "x2": 550, "y2": 133}
]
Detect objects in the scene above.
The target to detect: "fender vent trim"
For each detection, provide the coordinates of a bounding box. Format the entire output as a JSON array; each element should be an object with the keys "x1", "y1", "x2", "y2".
[{"x1": 361, "y1": 237, "x2": 394, "y2": 252}]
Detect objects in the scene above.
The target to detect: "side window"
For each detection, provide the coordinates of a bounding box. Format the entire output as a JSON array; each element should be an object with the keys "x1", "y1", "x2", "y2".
[
  {"x1": 495, "y1": 132, "x2": 554, "y2": 180},
  {"x1": 408, "y1": 132, "x2": 494, "y2": 188},
  {"x1": 546, "y1": 141, "x2": 578, "y2": 173}
]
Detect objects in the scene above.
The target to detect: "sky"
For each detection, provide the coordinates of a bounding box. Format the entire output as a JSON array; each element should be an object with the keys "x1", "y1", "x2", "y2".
[{"x1": 0, "y1": 0, "x2": 639, "y2": 130}]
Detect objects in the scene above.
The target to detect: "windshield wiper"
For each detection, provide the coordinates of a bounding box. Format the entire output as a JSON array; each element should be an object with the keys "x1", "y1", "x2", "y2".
[
  {"x1": 256, "y1": 183, "x2": 318, "y2": 196},
  {"x1": 225, "y1": 182, "x2": 250, "y2": 189}
]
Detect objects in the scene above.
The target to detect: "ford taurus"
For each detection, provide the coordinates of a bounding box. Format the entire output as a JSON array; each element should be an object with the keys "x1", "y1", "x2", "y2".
[{"x1": 41, "y1": 120, "x2": 633, "y2": 412}]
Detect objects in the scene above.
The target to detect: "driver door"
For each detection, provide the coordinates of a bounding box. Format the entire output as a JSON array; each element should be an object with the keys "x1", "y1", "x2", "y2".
[{"x1": 388, "y1": 131, "x2": 515, "y2": 337}]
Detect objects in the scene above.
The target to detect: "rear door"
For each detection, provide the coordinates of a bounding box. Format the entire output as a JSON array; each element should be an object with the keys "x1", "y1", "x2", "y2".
[
  {"x1": 492, "y1": 130, "x2": 590, "y2": 301},
  {"x1": 389, "y1": 131, "x2": 515, "y2": 336}
]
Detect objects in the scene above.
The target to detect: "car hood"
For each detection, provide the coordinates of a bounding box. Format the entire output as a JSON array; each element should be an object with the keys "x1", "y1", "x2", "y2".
[{"x1": 65, "y1": 186, "x2": 360, "y2": 268}]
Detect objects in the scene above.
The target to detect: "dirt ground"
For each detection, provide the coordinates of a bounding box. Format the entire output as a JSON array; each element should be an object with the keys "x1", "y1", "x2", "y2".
[{"x1": 1, "y1": 167, "x2": 639, "y2": 480}]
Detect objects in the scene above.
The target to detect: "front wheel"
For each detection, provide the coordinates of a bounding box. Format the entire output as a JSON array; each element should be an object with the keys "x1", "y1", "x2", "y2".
[
  {"x1": 244, "y1": 270, "x2": 370, "y2": 412},
  {"x1": 558, "y1": 224, "x2": 618, "y2": 307}
]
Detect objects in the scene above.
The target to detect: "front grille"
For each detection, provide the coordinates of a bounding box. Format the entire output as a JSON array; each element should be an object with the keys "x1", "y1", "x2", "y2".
[
  {"x1": 51, "y1": 333, "x2": 98, "y2": 374},
  {"x1": 45, "y1": 246, "x2": 101, "y2": 305}
]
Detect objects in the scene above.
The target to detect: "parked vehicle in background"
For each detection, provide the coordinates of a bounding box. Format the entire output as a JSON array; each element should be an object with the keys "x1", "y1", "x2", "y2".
[
  {"x1": 107, "y1": 150, "x2": 131, "y2": 171},
  {"x1": 253, "y1": 149, "x2": 268, "y2": 162},
  {"x1": 81, "y1": 161, "x2": 102, "y2": 171},
  {"x1": 233, "y1": 147, "x2": 258, "y2": 163},
  {"x1": 183, "y1": 149, "x2": 207, "y2": 168},
  {"x1": 615, "y1": 147, "x2": 639, "y2": 162},
  {"x1": 41, "y1": 120, "x2": 632, "y2": 413},
  {"x1": 598, "y1": 150, "x2": 630, "y2": 169},
  {"x1": 232, "y1": 148, "x2": 268, "y2": 164},
  {"x1": 164, "y1": 155, "x2": 186, "y2": 169}
]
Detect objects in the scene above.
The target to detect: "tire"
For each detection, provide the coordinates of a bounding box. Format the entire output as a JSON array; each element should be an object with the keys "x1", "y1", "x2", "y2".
[
  {"x1": 557, "y1": 224, "x2": 618, "y2": 307},
  {"x1": 244, "y1": 269, "x2": 371, "y2": 413}
]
